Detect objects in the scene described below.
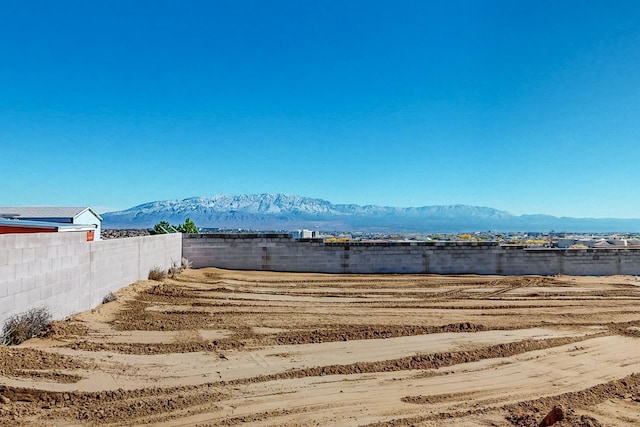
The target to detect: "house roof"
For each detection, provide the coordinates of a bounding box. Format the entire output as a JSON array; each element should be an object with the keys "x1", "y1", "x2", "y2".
[
  {"x1": 0, "y1": 207, "x2": 103, "y2": 221},
  {"x1": 0, "y1": 218, "x2": 96, "y2": 231}
]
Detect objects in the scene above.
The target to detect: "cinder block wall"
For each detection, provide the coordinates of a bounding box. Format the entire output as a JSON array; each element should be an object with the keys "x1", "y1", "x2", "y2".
[
  {"x1": 183, "y1": 234, "x2": 640, "y2": 276},
  {"x1": 3, "y1": 232, "x2": 639, "y2": 326},
  {"x1": 0, "y1": 233, "x2": 182, "y2": 324}
]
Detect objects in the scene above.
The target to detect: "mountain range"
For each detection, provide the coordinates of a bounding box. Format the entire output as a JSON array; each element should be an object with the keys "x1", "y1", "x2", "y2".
[{"x1": 101, "y1": 194, "x2": 640, "y2": 233}]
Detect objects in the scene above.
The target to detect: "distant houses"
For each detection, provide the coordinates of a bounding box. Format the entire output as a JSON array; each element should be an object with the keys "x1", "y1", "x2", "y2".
[
  {"x1": 0, "y1": 207, "x2": 103, "y2": 241},
  {"x1": 292, "y1": 229, "x2": 319, "y2": 239},
  {"x1": 555, "y1": 236, "x2": 637, "y2": 248}
]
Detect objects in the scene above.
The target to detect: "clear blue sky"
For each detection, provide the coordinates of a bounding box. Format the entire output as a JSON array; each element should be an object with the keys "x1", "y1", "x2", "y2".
[{"x1": 1, "y1": 1, "x2": 639, "y2": 218}]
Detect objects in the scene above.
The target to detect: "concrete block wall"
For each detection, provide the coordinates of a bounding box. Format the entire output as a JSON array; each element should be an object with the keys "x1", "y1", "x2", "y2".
[
  {"x1": 0, "y1": 233, "x2": 182, "y2": 324},
  {"x1": 421, "y1": 242, "x2": 502, "y2": 275},
  {"x1": 498, "y1": 248, "x2": 559, "y2": 275},
  {"x1": 184, "y1": 235, "x2": 510, "y2": 274},
  {"x1": 3, "y1": 231, "x2": 640, "y2": 326},
  {"x1": 183, "y1": 234, "x2": 640, "y2": 276}
]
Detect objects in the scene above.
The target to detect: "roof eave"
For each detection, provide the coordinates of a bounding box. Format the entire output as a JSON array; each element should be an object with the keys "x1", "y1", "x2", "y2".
[{"x1": 73, "y1": 207, "x2": 104, "y2": 222}]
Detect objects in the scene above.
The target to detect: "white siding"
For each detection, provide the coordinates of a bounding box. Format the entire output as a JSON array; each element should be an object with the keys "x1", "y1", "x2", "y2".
[{"x1": 75, "y1": 210, "x2": 102, "y2": 240}]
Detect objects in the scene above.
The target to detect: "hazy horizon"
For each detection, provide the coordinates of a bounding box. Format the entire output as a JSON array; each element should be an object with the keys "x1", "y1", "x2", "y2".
[{"x1": 99, "y1": 193, "x2": 638, "y2": 221}]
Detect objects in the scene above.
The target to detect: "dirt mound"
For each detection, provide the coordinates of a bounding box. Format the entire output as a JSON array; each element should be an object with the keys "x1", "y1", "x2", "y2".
[
  {"x1": 0, "y1": 384, "x2": 226, "y2": 424},
  {"x1": 38, "y1": 319, "x2": 89, "y2": 339},
  {"x1": 67, "y1": 338, "x2": 240, "y2": 354},
  {"x1": 111, "y1": 300, "x2": 213, "y2": 331},
  {"x1": 0, "y1": 347, "x2": 89, "y2": 383},
  {"x1": 504, "y1": 373, "x2": 640, "y2": 426},
  {"x1": 268, "y1": 322, "x2": 486, "y2": 345},
  {"x1": 143, "y1": 283, "x2": 192, "y2": 299}
]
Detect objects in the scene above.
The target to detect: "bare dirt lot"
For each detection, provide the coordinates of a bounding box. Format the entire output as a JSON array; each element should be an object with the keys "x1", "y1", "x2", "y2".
[{"x1": 3, "y1": 268, "x2": 640, "y2": 426}]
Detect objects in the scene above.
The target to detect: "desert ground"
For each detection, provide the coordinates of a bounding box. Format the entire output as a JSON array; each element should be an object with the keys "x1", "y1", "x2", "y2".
[{"x1": 3, "y1": 269, "x2": 640, "y2": 426}]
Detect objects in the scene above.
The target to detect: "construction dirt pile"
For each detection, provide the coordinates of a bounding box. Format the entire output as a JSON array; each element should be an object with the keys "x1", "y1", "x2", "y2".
[{"x1": 2, "y1": 269, "x2": 640, "y2": 426}]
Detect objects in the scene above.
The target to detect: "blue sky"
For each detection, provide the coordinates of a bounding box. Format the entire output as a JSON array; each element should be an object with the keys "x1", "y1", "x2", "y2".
[{"x1": 1, "y1": 1, "x2": 639, "y2": 218}]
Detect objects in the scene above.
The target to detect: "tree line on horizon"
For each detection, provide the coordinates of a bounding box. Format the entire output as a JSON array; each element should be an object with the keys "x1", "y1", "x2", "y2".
[{"x1": 152, "y1": 218, "x2": 198, "y2": 234}]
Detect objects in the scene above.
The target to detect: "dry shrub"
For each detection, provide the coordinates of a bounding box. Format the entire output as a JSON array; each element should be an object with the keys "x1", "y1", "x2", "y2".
[
  {"x1": 169, "y1": 257, "x2": 192, "y2": 278},
  {"x1": 102, "y1": 292, "x2": 117, "y2": 304},
  {"x1": 148, "y1": 267, "x2": 167, "y2": 281},
  {"x1": 168, "y1": 260, "x2": 182, "y2": 278},
  {"x1": 151, "y1": 258, "x2": 191, "y2": 280},
  {"x1": 2, "y1": 307, "x2": 52, "y2": 346}
]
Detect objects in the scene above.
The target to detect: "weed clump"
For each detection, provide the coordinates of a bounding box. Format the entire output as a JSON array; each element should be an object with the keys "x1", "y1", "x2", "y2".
[
  {"x1": 1, "y1": 307, "x2": 52, "y2": 346},
  {"x1": 148, "y1": 267, "x2": 167, "y2": 281},
  {"x1": 168, "y1": 257, "x2": 193, "y2": 278},
  {"x1": 150, "y1": 258, "x2": 191, "y2": 280},
  {"x1": 102, "y1": 292, "x2": 117, "y2": 304}
]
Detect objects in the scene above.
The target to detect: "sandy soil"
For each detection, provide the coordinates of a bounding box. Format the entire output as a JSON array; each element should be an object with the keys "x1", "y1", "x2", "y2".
[{"x1": 3, "y1": 269, "x2": 640, "y2": 426}]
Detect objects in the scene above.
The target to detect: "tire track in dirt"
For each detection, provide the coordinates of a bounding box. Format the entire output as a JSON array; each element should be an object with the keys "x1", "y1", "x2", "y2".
[
  {"x1": 0, "y1": 334, "x2": 596, "y2": 425},
  {"x1": 3, "y1": 269, "x2": 640, "y2": 426}
]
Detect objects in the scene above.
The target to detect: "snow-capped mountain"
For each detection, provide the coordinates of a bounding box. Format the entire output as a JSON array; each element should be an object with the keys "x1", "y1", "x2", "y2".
[{"x1": 101, "y1": 194, "x2": 640, "y2": 232}]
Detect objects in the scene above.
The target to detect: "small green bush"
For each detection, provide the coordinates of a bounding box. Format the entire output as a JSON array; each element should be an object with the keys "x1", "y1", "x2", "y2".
[
  {"x1": 148, "y1": 267, "x2": 167, "y2": 281},
  {"x1": 1, "y1": 307, "x2": 52, "y2": 346}
]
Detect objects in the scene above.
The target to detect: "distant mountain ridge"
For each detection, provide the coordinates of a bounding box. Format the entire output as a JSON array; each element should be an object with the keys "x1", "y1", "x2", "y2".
[{"x1": 101, "y1": 194, "x2": 640, "y2": 232}]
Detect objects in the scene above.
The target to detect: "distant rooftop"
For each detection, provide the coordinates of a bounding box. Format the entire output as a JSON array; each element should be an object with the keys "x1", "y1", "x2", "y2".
[
  {"x1": 0, "y1": 207, "x2": 103, "y2": 221},
  {"x1": 0, "y1": 218, "x2": 96, "y2": 231}
]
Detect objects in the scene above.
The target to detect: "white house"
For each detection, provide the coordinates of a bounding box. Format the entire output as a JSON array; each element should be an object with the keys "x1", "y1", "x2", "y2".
[{"x1": 0, "y1": 207, "x2": 103, "y2": 240}]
